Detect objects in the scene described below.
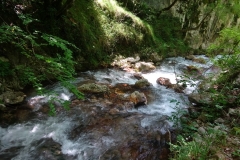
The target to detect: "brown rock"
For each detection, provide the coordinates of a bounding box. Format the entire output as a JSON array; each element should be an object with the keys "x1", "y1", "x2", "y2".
[
  {"x1": 133, "y1": 73, "x2": 144, "y2": 80},
  {"x1": 157, "y1": 77, "x2": 172, "y2": 87},
  {"x1": 171, "y1": 84, "x2": 185, "y2": 93},
  {"x1": 129, "y1": 91, "x2": 147, "y2": 106}
]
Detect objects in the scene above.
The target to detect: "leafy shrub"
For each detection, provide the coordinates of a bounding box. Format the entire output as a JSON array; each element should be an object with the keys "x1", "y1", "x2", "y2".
[
  {"x1": 0, "y1": 60, "x2": 12, "y2": 77},
  {"x1": 170, "y1": 128, "x2": 226, "y2": 160},
  {"x1": 0, "y1": 12, "x2": 84, "y2": 114}
]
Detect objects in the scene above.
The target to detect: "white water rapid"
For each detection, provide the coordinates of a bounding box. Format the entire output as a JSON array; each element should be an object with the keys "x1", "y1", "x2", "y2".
[{"x1": 0, "y1": 56, "x2": 214, "y2": 160}]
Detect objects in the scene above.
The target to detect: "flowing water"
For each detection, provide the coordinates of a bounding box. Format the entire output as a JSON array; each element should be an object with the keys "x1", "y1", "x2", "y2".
[{"x1": 0, "y1": 56, "x2": 214, "y2": 160}]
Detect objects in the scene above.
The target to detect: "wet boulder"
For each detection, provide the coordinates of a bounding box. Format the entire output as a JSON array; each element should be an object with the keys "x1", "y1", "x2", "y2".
[
  {"x1": 134, "y1": 62, "x2": 156, "y2": 73},
  {"x1": 171, "y1": 84, "x2": 185, "y2": 93},
  {"x1": 133, "y1": 73, "x2": 144, "y2": 80},
  {"x1": 30, "y1": 138, "x2": 76, "y2": 160},
  {"x1": 157, "y1": 77, "x2": 172, "y2": 87},
  {"x1": 157, "y1": 77, "x2": 185, "y2": 93},
  {"x1": 78, "y1": 83, "x2": 109, "y2": 94},
  {"x1": 134, "y1": 78, "x2": 151, "y2": 88},
  {"x1": 0, "y1": 91, "x2": 26, "y2": 105},
  {"x1": 129, "y1": 91, "x2": 147, "y2": 106}
]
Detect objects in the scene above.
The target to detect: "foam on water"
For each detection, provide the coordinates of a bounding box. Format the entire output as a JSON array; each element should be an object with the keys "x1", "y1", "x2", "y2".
[
  {"x1": 92, "y1": 69, "x2": 136, "y2": 85},
  {"x1": 1, "y1": 55, "x2": 214, "y2": 159}
]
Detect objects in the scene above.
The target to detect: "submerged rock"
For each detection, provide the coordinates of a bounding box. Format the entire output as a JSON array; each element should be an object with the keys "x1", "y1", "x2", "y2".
[
  {"x1": 30, "y1": 138, "x2": 76, "y2": 160},
  {"x1": 0, "y1": 146, "x2": 24, "y2": 160}
]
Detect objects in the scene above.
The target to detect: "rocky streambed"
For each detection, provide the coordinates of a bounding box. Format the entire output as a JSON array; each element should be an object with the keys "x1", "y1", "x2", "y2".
[{"x1": 0, "y1": 55, "x2": 215, "y2": 160}]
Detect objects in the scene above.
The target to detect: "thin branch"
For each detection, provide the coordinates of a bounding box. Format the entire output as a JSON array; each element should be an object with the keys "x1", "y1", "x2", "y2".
[{"x1": 161, "y1": 0, "x2": 178, "y2": 12}]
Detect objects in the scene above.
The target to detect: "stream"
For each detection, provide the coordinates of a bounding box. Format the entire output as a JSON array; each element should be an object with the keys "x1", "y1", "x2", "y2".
[{"x1": 0, "y1": 56, "x2": 214, "y2": 160}]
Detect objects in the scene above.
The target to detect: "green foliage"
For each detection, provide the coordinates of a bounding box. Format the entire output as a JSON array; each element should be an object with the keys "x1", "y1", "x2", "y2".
[
  {"x1": 232, "y1": 149, "x2": 240, "y2": 158},
  {"x1": 0, "y1": 12, "x2": 84, "y2": 114},
  {"x1": 170, "y1": 135, "x2": 209, "y2": 160},
  {"x1": 94, "y1": 0, "x2": 157, "y2": 53},
  {"x1": 15, "y1": 65, "x2": 43, "y2": 89},
  {"x1": 170, "y1": 128, "x2": 226, "y2": 160},
  {"x1": 169, "y1": 99, "x2": 187, "y2": 128},
  {"x1": 0, "y1": 60, "x2": 12, "y2": 77},
  {"x1": 206, "y1": 27, "x2": 240, "y2": 116},
  {"x1": 66, "y1": 0, "x2": 109, "y2": 67}
]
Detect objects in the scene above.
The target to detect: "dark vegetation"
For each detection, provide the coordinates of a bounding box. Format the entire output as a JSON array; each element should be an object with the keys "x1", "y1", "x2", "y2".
[
  {"x1": 0, "y1": 0, "x2": 240, "y2": 159},
  {"x1": 0, "y1": 0, "x2": 191, "y2": 93}
]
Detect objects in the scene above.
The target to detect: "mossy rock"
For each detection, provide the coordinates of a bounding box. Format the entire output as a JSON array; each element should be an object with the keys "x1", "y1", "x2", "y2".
[
  {"x1": 77, "y1": 83, "x2": 109, "y2": 94},
  {"x1": 134, "y1": 79, "x2": 151, "y2": 88}
]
